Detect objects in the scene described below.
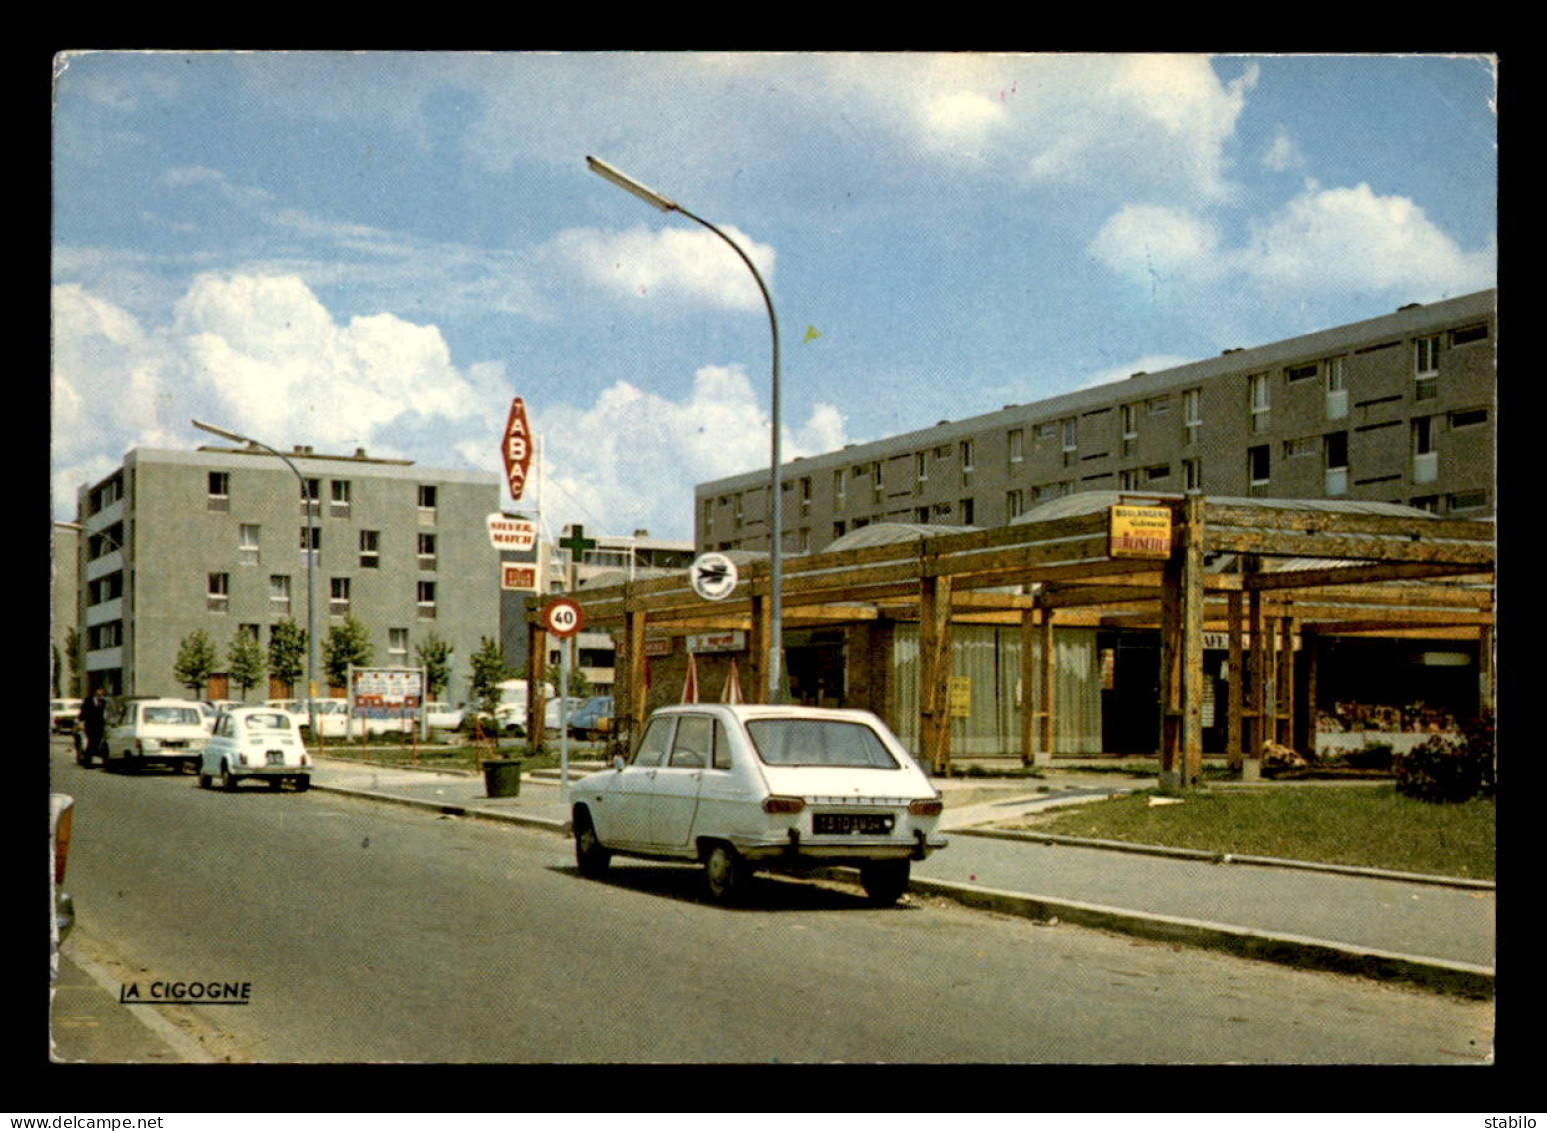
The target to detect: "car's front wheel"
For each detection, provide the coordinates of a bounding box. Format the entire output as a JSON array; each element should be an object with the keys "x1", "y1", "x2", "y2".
[
  {"x1": 703, "y1": 842, "x2": 747, "y2": 904},
  {"x1": 221, "y1": 763, "x2": 237, "y2": 792},
  {"x1": 859, "y1": 859, "x2": 911, "y2": 906},
  {"x1": 573, "y1": 812, "x2": 611, "y2": 878}
]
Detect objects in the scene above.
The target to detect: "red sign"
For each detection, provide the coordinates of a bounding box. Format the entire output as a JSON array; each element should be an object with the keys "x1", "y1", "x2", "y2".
[
  {"x1": 501, "y1": 563, "x2": 540, "y2": 592},
  {"x1": 543, "y1": 597, "x2": 584, "y2": 638},
  {"x1": 503, "y1": 397, "x2": 533, "y2": 501}
]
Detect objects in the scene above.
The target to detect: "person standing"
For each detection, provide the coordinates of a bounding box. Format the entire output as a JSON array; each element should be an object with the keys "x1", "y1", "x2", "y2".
[{"x1": 76, "y1": 687, "x2": 108, "y2": 766}]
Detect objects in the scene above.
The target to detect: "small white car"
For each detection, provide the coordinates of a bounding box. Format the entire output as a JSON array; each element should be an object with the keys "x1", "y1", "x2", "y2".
[
  {"x1": 103, "y1": 698, "x2": 209, "y2": 773},
  {"x1": 424, "y1": 702, "x2": 464, "y2": 731},
  {"x1": 50, "y1": 698, "x2": 83, "y2": 734},
  {"x1": 199, "y1": 706, "x2": 313, "y2": 791},
  {"x1": 570, "y1": 704, "x2": 947, "y2": 905}
]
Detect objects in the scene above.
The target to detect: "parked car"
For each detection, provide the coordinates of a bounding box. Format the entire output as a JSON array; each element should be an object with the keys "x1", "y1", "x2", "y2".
[
  {"x1": 102, "y1": 698, "x2": 209, "y2": 773},
  {"x1": 424, "y1": 702, "x2": 464, "y2": 731},
  {"x1": 264, "y1": 699, "x2": 308, "y2": 729},
  {"x1": 50, "y1": 699, "x2": 83, "y2": 734},
  {"x1": 570, "y1": 704, "x2": 947, "y2": 905},
  {"x1": 51, "y1": 792, "x2": 75, "y2": 979},
  {"x1": 193, "y1": 700, "x2": 219, "y2": 733},
  {"x1": 568, "y1": 695, "x2": 615, "y2": 740},
  {"x1": 543, "y1": 696, "x2": 587, "y2": 735},
  {"x1": 199, "y1": 706, "x2": 313, "y2": 791},
  {"x1": 465, "y1": 703, "x2": 527, "y2": 736}
]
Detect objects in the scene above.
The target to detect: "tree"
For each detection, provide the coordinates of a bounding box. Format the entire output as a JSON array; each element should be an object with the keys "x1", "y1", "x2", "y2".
[
  {"x1": 415, "y1": 631, "x2": 454, "y2": 700},
  {"x1": 173, "y1": 630, "x2": 218, "y2": 698},
  {"x1": 65, "y1": 628, "x2": 85, "y2": 697},
  {"x1": 469, "y1": 637, "x2": 510, "y2": 717},
  {"x1": 546, "y1": 661, "x2": 592, "y2": 699},
  {"x1": 227, "y1": 629, "x2": 267, "y2": 700},
  {"x1": 268, "y1": 619, "x2": 307, "y2": 697},
  {"x1": 323, "y1": 614, "x2": 375, "y2": 692}
]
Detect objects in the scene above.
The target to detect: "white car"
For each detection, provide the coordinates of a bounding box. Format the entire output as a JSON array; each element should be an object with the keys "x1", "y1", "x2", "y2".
[
  {"x1": 103, "y1": 698, "x2": 209, "y2": 773},
  {"x1": 570, "y1": 704, "x2": 947, "y2": 905},
  {"x1": 50, "y1": 698, "x2": 83, "y2": 734},
  {"x1": 193, "y1": 700, "x2": 219, "y2": 733},
  {"x1": 424, "y1": 702, "x2": 464, "y2": 731},
  {"x1": 199, "y1": 706, "x2": 313, "y2": 791}
]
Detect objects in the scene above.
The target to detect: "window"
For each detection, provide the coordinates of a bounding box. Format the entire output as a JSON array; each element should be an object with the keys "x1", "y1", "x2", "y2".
[
  {"x1": 208, "y1": 471, "x2": 230, "y2": 512},
  {"x1": 958, "y1": 497, "x2": 975, "y2": 525},
  {"x1": 388, "y1": 628, "x2": 409, "y2": 662},
  {"x1": 1247, "y1": 444, "x2": 1271, "y2": 488},
  {"x1": 207, "y1": 572, "x2": 230, "y2": 613},
  {"x1": 1182, "y1": 388, "x2": 1202, "y2": 446},
  {"x1": 1249, "y1": 374, "x2": 1270, "y2": 433},
  {"x1": 1145, "y1": 464, "x2": 1171, "y2": 483},
  {"x1": 301, "y1": 478, "x2": 320, "y2": 515},
  {"x1": 238, "y1": 523, "x2": 261, "y2": 566},
  {"x1": 418, "y1": 484, "x2": 438, "y2": 524},
  {"x1": 1284, "y1": 436, "x2": 1317, "y2": 459},
  {"x1": 1324, "y1": 432, "x2": 1349, "y2": 496},
  {"x1": 1005, "y1": 489, "x2": 1023, "y2": 520},
  {"x1": 1147, "y1": 395, "x2": 1170, "y2": 414},
  {"x1": 417, "y1": 579, "x2": 437, "y2": 618},
  {"x1": 300, "y1": 525, "x2": 320, "y2": 562},
  {"x1": 418, "y1": 532, "x2": 437, "y2": 571},
  {"x1": 1415, "y1": 336, "x2": 1440, "y2": 401},
  {"x1": 1061, "y1": 418, "x2": 1077, "y2": 451},
  {"x1": 330, "y1": 479, "x2": 352, "y2": 517},
  {"x1": 1285, "y1": 362, "x2": 1318, "y2": 383},
  {"x1": 1448, "y1": 408, "x2": 1489, "y2": 429},
  {"x1": 1448, "y1": 490, "x2": 1487, "y2": 513},
  {"x1": 1325, "y1": 356, "x2": 1348, "y2": 420},
  {"x1": 330, "y1": 577, "x2": 351, "y2": 616},
  {"x1": 1184, "y1": 458, "x2": 1203, "y2": 492},
  {"x1": 360, "y1": 529, "x2": 380, "y2": 569},
  {"x1": 269, "y1": 575, "x2": 292, "y2": 617},
  {"x1": 1412, "y1": 417, "x2": 1438, "y2": 485},
  {"x1": 1007, "y1": 429, "x2": 1024, "y2": 464},
  {"x1": 1451, "y1": 323, "x2": 1489, "y2": 347},
  {"x1": 959, "y1": 439, "x2": 975, "y2": 487},
  {"x1": 1121, "y1": 405, "x2": 1138, "y2": 456},
  {"x1": 833, "y1": 468, "x2": 846, "y2": 504}
]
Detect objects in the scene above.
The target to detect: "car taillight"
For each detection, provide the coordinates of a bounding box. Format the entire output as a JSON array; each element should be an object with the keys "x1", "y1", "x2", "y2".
[
  {"x1": 908, "y1": 799, "x2": 943, "y2": 817},
  {"x1": 763, "y1": 796, "x2": 806, "y2": 814}
]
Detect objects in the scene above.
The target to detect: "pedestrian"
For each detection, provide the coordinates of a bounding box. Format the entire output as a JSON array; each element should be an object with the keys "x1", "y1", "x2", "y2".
[{"x1": 77, "y1": 687, "x2": 109, "y2": 766}]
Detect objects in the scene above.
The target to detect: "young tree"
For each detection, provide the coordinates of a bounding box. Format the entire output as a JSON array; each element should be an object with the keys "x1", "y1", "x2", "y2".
[
  {"x1": 227, "y1": 629, "x2": 267, "y2": 701},
  {"x1": 173, "y1": 629, "x2": 218, "y2": 698},
  {"x1": 268, "y1": 619, "x2": 307, "y2": 698},
  {"x1": 415, "y1": 631, "x2": 454, "y2": 700},
  {"x1": 323, "y1": 614, "x2": 375, "y2": 692},
  {"x1": 65, "y1": 628, "x2": 85, "y2": 698},
  {"x1": 469, "y1": 636, "x2": 509, "y2": 717}
]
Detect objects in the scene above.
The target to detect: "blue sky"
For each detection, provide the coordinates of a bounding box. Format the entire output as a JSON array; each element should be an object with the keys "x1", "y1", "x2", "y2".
[{"x1": 51, "y1": 52, "x2": 1497, "y2": 541}]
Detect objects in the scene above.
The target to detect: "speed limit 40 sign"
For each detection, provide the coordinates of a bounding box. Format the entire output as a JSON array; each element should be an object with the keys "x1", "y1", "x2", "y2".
[{"x1": 543, "y1": 597, "x2": 584, "y2": 638}]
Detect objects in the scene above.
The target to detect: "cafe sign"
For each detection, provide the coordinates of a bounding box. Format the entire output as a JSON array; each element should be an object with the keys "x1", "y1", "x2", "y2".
[{"x1": 1108, "y1": 505, "x2": 1172, "y2": 559}]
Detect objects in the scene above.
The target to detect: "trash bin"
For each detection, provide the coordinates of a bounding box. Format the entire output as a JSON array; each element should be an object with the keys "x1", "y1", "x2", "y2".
[{"x1": 483, "y1": 758, "x2": 522, "y2": 798}]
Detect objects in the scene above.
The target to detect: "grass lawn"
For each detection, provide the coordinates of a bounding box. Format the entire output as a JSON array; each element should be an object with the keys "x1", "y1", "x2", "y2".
[{"x1": 1010, "y1": 784, "x2": 1494, "y2": 881}]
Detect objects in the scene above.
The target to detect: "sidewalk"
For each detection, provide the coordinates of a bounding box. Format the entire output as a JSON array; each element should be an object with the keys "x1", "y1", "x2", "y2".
[{"x1": 308, "y1": 756, "x2": 1494, "y2": 997}]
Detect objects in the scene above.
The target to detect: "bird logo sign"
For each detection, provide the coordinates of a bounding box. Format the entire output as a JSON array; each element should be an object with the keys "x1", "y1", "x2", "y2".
[{"x1": 690, "y1": 553, "x2": 739, "y2": 601}]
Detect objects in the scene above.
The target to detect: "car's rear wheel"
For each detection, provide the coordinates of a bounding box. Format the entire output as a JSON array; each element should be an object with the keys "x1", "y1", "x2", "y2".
[
  {"x1": 859, "y1": 859, "x2": 911, "y2": 906},
  {"x1": 292, "y1": 776, "x2": 310, "y2": 793},
  {"x1": 221, "y1": 763, "x2": 237, "y2": 792},
  {"x1": 703, "y1": 843, "x2": 747, "y2": 904},
  {"x1": 574, "y1": 812, "x2": 611, "y2": 877},
  {"x1": 197, "y1": 770, "x2": 212, "y2": 790}
]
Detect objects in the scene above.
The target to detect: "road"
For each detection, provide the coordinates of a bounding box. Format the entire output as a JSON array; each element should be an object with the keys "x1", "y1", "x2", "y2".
[{"x1": 48, "y1": 740, "x2": 1493, "y2": 1064}]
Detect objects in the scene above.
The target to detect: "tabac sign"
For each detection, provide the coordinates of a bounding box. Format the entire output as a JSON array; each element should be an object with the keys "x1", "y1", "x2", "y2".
[
  {"x1": 503, "y1": 397, "x2": 533, "y2": 501},
  {"x1": 1108, "y1": 504, "x2": 1173, "y2": 559}
]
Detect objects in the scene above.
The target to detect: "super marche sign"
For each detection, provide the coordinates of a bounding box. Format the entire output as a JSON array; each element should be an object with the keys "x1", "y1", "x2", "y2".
[{"x1": 487, "y1": 513, "x2": 537, "y2": 551}]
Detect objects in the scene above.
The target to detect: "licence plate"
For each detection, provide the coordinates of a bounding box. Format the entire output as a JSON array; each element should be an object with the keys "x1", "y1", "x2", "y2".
[
  {"x1": 162, "y1": 740, "x2": 186, "y2": 749},
  {"x1": 265, "y1": 750, "x2": 285, "y2": 765},
  {"x1": 813, "y1": 812, "x2": 894, "y2": 836}
]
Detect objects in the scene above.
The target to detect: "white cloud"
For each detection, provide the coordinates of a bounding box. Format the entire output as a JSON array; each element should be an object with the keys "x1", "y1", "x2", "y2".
[
  {"x1": 544, "y1": 223, "x2": 775, "y2": 313},
  {"x1": 1089, "y1": 182, "x2": 1495, "y2": 301},
  {"x1": 51, "y1": 274, "x2": 842, "y2": 539},
  {"x1": 534, "y1": 364, "x2": 846, "y2": 541},
  {"x1": 1262, "y1": 129, "x2": 1304, "y2": 173}
]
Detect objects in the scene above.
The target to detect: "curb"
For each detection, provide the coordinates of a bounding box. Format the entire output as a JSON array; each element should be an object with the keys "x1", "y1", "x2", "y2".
[
  {"x1": 314, "y1": 778, "x2": 1492, "y2": 998},
  {"x1": 953, "y1": 826, "x2": 1495, "y2": 891},
  {"x1": 310, "y1": 780, "x2": 571, "y2": 834},
  {"x1": 902, "y1": 875, "x2": 1495, "y2": 1000}
]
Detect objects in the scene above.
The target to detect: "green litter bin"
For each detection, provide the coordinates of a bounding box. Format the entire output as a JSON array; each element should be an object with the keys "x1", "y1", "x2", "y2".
[{"x1": 483, "y1": 759, "x2": 522, "y2": 798}]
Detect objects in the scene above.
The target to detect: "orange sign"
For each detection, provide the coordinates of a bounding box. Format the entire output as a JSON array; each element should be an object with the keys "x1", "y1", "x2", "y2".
[{"x1": 503, "y1": 397, "x2": 533, "y2": 501}]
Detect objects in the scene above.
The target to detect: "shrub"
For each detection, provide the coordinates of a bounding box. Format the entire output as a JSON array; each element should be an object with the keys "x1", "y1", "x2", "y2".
[{"x1": 1395, "y1": 713, "x2": 1495, "y2": 803}]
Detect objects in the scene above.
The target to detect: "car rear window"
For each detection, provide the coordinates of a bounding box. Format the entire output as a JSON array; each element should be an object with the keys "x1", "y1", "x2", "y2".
[
  {"x1": 245, "y1": 712, "x2": 293, "y2": 731},
  {"x1": 744, "y1": 719, "x2": 900, "y2": 769},
  {"x1": 142, "y1": 707, "x2": 202, "y2": 726}
]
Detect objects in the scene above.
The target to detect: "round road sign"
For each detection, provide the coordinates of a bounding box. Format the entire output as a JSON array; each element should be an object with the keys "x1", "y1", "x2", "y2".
[
  {"x1": 543, "y1": 597, "x2": 585, "y2": 638},
  {"x1": 690, "y1": 552, "x2": 739, "y2": 601}
]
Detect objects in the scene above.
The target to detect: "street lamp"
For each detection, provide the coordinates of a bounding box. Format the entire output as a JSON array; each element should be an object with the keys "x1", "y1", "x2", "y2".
[
  {"x1": 585, "y1": 155, "x2": 786, "y2": 703},
  {"x1": 192, "y1": 419, "x2": 320, "y2": 735}
]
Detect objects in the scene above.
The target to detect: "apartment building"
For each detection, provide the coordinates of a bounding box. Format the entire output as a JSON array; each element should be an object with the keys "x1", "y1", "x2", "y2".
[
  {"x1": 696, "y1": 290, "x2": 1496, "y2": 554},
  {"x1": 71, "y1": 445, "x2": 501, "y2": 703}
]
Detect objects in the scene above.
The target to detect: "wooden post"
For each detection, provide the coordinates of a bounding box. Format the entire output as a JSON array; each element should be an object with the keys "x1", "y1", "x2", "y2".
[
  {"x1": 918, "y1": 573, "x2": 954, "y2": 775},
  {"x1": 625, "y1": 607, "x2": 647, "y2": 750},
  {"x1": 1277, "y1": 615, "x2": 1296, "y2": 749},
  {"x1": 1227, "y1": 589, "x2": 1244, "y2": 773},
  {"x1": 1478, "y1": 625, "x2": 1493, "y2": 717},
  {"x1": 1246, "y1": 566, "x2": 1266, "y2": 780},
  {"x1": 1038, "y1": 609, "x2": 1056, "y2": 765},
  {"x1": 527, "y1": 620, "x2": 547, "y2": 747},
  {"x1": 747, "y1": 593, "x2": 768, "y2": 705},
  {"x1": 1303, "y1": 628, "x2": 1319, "y2": 759},
  {"x1": 1159, "y1": 495, "x2": 1205, "y2": 787},
  {"x1": 1018, "y1": 607, "x2": 1036, "y2": 767}
]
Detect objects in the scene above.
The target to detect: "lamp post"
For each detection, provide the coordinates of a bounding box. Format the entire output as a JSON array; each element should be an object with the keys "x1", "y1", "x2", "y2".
[
  {"x1": 192, "y1": 419, "x2": 320, "y2": 735},
  {"x1": 585, "y1": 155, "x2": 785, "y2": 703}
]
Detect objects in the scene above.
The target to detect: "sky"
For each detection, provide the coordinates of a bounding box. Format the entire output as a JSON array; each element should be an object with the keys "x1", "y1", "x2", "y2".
[{"x1": 50, "y1": 51, "x2": 1498, "y2": 542}]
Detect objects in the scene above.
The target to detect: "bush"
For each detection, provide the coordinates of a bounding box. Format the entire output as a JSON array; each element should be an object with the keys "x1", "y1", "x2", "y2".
[{"x1": 1394, "y1": 712, "x2": 1495, "y2": 803}]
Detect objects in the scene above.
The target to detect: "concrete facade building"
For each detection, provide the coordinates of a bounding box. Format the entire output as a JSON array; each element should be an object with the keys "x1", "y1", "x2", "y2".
[
  {"x1": 696, "y1": 290, "x2": 1496, "y2": 555},
  {"x1": 71, "y1": 445, "x2": 501, "y2": 704}
]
